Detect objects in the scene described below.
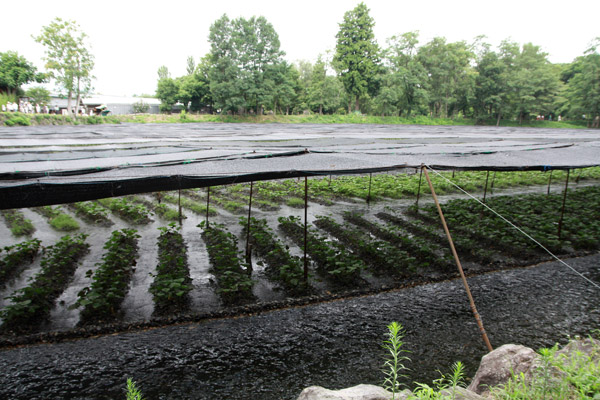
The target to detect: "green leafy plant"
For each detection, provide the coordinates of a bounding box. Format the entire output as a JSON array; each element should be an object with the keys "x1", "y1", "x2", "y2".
[
  {"x1": 0, "y1": 239, "x2": 42, "y2": 286},
  {"x1": 126, "y1": 378, "x2": 144, "y2": 400},
  {"x1": 382, "y1": 321, "x2": 410, "y2": 399}
]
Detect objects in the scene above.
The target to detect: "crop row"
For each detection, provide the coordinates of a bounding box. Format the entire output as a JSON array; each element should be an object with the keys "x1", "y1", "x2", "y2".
[
  {"x1": 0, "y1": 239, "x2": 42, "y2": 287},
  {"x1": 278, "y1": 216, "x2": 364, "y2": 285},
  {"x1": 0, "y1": 234, "x2": 90, "y2": 333},
  {"x1": 150, "y1": 224, "x2": 193, "y2": 315},
  {"x1": 200, "y1": 222, "x2": 254, "y2": 304},
  {"x1": 240, "y1": 217, "x2": 308, "y2": 294},
  {"x1": 75, "y1": 229, "x2": 140, "y2": 324}
]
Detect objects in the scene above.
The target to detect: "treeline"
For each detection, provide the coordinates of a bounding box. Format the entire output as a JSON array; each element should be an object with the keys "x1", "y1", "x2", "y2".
[{"x1": 154, "y1": 4, "x2": 599, "y2": 125}]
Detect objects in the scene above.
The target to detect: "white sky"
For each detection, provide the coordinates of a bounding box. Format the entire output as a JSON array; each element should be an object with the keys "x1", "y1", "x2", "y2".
[{"x1": 2, "y1": 0, "x2": 598, "y2": 97}]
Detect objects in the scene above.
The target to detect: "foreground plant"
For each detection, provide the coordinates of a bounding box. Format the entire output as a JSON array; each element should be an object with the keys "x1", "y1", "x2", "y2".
[
  {"x1": 126, "y1": 378, "x2": 144, "y2": 400},
  {"x1": 382, "y1": 321, "x2": 410, "y2": 399}
]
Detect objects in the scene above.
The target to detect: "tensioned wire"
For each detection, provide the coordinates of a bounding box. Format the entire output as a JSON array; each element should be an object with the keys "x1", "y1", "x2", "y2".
[{"x1": 425, "y1": 164, "x2": 600, "y2": 291}]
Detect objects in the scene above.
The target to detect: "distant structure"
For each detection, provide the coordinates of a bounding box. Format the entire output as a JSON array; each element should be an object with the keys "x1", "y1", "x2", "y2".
[{"x1": 47, "y1": 94, "x2": 161, "y2": 115}]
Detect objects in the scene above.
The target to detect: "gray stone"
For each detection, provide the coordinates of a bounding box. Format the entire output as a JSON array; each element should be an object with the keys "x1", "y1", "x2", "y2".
[
  {"x1": 467, "y1": 344, "x2": 540, "y2": 395},
  {"x1": 296, "y1": 384, "x2": 411, "y2": 400},
  {"x1": 439, "y1": 387, "x2": 486, "y2": 399},
  {"x1": 555, "y1": 337, "x2": 600, "y2": 363}
]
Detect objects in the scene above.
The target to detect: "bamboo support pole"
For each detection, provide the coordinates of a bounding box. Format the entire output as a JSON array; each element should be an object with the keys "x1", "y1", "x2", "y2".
[
  {"x1": 422, "y1": 166, "x2": 494, "y2": 352},
  {"x1": 490, "y1": 171, "x2": 497, "y2": 195},
  {"x1": 483, "y1": 171, "x2": 490, "y2": 203},
  {"x1": 547, "y1": 170, "x2": 553, "y2": 195},
  {"x1": 304, "y1": 176, "x2": 309, "y2": 281},
  {"x1": 557, "y1": 170, "x2": 570, "y2": 240},
  {"x1": 205, "y1": 187, "x2": 210, "y2": 229}
]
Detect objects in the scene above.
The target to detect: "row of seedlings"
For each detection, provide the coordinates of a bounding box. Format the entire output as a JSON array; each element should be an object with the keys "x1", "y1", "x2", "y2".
[
  {"x1": 342, "y1": 212, "x2": 455, "y2": 272},
  {"x1": 0, "y1": 234, "x2": 89, "y2": 333},
  {"x1": 278, "y1": 216, "x2": 365, "y2": 286},
  {"x1": 34, "y1": 206, "x2": 80, "y2": 232},
  {"x1": 97, "y1": 197, "x2": 153, "y2": 224},
  {"x1": 200, "y1": 222, "x2": 254, "y2": 305},
  {"x1": 161, "y1": 191, "x2": 218, "y2": 217},
  {"x1": 0, "y1": 239, "x2": 42, "y2": 287},
  {"x1": 312, "y1": 215, "x2": 417, "y2": 278},
  {"x1": 0, "y1": 209, "x2": 35, "y2": 237},
  {"x1": 150, "y1": 224, "x2": 193, "y2": 315},
  {"x1": 129, "y1": 195, "x2": 183, "y2": 222},
  {"x1": 376, "y1": 210, "x2": 498, "y2": 267},
  {"x1": 240, "y1": 217, "x2": 309, "y2": 294},
  {"x1": 74, "y1": 229, "x2": 140, "y2": 324},
  {"x1": 68, "y1": 201, "x2": 113, "y2": 226}
]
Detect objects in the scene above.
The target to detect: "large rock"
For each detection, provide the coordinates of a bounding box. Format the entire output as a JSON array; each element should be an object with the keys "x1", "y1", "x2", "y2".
[
  {"x1": 296, "y1": 384, "x2": 411, "y2": 400},
  {"x1": 467, "y1": 344, "x2": 540, "y2": 395},
  {"x1": 555, "y1": 337, "x2": 600, "y2": 364},
  {"x1": 440, "y1": 387, "x2": 486, "y2": 399}
]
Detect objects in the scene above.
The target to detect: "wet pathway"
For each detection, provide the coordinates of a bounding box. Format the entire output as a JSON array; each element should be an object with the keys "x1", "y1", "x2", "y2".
[{"x1": 0, "y1": 253, "x2": 598, "y2": 400}]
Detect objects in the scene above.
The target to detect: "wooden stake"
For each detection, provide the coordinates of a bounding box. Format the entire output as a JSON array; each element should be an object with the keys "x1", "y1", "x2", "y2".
[
  {"x1": 304, "y1": 176, "x2": 309, "y2": 281},
  {"x1": 557, "y1": 170, "x2": 570, "y2": 240},
  {"x1": 547, "y1": 170, "x2": 553, "y2": 195},
  {"x1": 422, "y1": 166, "x2": 494, "y2": 352},
  {"x1": 490, "y1": 171, "x2": 497, "y2": 195}
]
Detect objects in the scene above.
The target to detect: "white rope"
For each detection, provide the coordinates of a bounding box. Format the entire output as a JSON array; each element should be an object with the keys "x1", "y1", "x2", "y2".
[{"x1": 425, "y1": 165, "x2": 600, "y2": 290}]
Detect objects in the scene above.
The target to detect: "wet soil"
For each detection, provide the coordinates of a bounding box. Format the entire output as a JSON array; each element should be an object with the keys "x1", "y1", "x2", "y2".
[{"x1": 0, "y1": 253, "x2": 598, "y2": 400}]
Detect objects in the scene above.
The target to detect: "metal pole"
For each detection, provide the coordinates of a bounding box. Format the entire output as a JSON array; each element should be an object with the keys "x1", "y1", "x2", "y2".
[
  {"x1": 547, "y1": 170, "x2": 553, "y2": 195},
  {"x1": 246, "y1": 181, "x2": 254, "y2": 264},
  {"x1": 557, "y1": 169, "x2": 570, "y2": 240},
  {"x1": 205, "y1": 187, "x2": 210, "y2": 229},
  {"x1": 304, "y1": 176, "x2": 309, "y2": 281},
  {"x1": 178, "y1": 189, "x2": 182, "y2": 226},
  {"x1": 367, "y1": 173, "x2": 373, "y2": 204},
  {"x1": 483, "y1": 171, "x2": 490, "y2": 203},
  {"x1": 416, "y1": 166, "x2": 424, "y2": 208},
  {"x1": 422, "y1": 166, "x2": 494, "y2": 352}
]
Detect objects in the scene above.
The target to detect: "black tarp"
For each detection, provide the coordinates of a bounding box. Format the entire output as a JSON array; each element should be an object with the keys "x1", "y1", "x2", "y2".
[{"x1": 1, "y1": 123, "x2": 598, "y2": 209}]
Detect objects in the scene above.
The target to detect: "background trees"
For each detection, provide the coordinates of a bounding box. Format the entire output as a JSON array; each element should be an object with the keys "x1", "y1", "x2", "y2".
[
  {"x1": 34, "y1": 18, "x2": 94, "y2": 115},
  {"x1": 333, "y1": 2, "x2": 382, "y2": 113},
  {"x1": 0, "y1": 51, "x2": 45, "y2": 98}
]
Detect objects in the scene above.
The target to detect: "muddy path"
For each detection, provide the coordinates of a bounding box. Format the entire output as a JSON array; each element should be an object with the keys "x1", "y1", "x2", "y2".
[{"x1": 0, "y1": 253, "x2": 598, "y2": 400}]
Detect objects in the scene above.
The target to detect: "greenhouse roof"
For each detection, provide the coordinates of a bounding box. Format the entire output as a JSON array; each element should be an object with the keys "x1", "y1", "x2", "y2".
[{"x1": 0, "y1": 122, "x2": 598, "y2": 209}]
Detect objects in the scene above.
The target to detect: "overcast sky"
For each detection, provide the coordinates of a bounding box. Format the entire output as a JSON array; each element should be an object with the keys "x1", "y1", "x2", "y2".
[{"x1": 3, "y1": 0, "x2": 598, "y2": 97}]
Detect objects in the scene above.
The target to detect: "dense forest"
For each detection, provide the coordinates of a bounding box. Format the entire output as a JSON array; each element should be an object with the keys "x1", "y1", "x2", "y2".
[{"x1": 154, "y1": 3, "x2": 600, "y2": 125}]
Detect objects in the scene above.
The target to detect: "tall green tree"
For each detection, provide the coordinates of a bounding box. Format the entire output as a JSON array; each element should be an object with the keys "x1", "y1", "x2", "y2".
[
  {"x1": 417, "y1": 37, "x2": 473, "y2": 117},
  {"x1": 564, "y1": 38, "x2": 600, "y2": 125},
  {"x1": 208, "y1": 14, "x2": 285, "y2": 115},
  {"x1": 474, "y1": 48, "x2": 506, "y2": 124},
  {"x1": 34, "y1": 18, "x2": 94, "y2": 115},
  {"x1": 333, "y1": 2, "x2": 382, "y2": 113},
  {"x1": 0, "y1": 51, "x2": 45, "y2": 97},
  {"x1": 155, "y1": 66, "x2": 178, "y2": 112}
]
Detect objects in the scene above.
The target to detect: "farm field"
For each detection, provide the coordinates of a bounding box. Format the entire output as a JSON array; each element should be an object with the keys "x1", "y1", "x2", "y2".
[{"x1": 1, "y1": 169, "x2": 599, "y2": 339}]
